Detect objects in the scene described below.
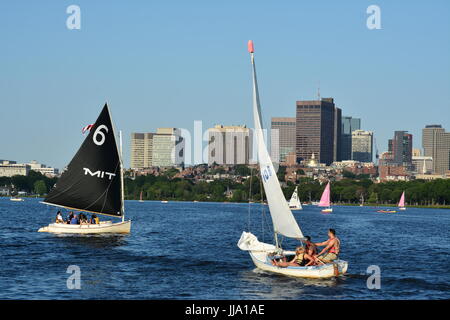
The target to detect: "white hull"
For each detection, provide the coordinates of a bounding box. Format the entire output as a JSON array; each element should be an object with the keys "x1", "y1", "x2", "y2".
[
  {"x1": 38, "y1": 220, "x2": 131, "y2": 234},
  {"x1": 289, "y1": 207, "x2": 302, "y2": 211},
  {"x1": 10, "y1": 198, "x2": 24, "y2": 202},
  {"x1": 399, "y1": 207, "x2": 406, "y2": 211},
  {"x1": 249, "y1": 250, "x2": 348, "y2": 279},
  {"x1": 321, "y1": 208, "x2": 333, "y2": 213}
]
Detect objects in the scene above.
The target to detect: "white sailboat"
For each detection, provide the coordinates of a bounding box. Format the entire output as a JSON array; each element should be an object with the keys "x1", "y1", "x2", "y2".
[
  {"x1": 288, "y1": 186, "x2": 302, "y2": 211},
  {"x1": 10, "y1": 197, "x2": 24, "y2": 202},
  {"x1": 237, "y1": 41, "x2": 347, "y2": 278},
  {"x1": 38, "y1": 104, "x2": 131, "y2": 234}
]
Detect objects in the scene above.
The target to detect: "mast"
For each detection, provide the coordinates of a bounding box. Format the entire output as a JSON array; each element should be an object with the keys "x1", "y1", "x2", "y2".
[{"x1": 120, "y1": 130, "x2": 125, "y2": 222}]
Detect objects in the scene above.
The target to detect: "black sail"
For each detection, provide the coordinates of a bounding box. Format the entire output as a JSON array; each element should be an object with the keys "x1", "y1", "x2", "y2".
[{"x1": 44, "y1": 104, "x2": 123, "y2": 217}]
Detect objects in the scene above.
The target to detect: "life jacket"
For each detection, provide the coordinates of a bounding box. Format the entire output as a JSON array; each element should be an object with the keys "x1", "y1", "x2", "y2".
[{"x1": 327, "y1": 237, "x2": 340, "y2": 255}]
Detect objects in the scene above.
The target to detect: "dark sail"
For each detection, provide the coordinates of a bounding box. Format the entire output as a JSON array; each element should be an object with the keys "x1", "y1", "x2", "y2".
[{"x1": 44, "y1": 104, "x2": 123, "y2": 217}]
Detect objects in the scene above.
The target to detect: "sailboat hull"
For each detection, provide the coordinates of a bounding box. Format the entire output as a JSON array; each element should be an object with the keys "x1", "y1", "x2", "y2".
[
  {"x1": 37, "y1": 220, "x2": 131, "y2": 234},
  {"x1": 248, "y1": 250, "x2": 348, "y2": 279},
  {"x1": 321, "y1": 208, "x2": 333, "y2": 213}
]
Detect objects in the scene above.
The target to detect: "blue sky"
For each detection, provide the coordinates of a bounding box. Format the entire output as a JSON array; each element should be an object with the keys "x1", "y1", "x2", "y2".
[{"x1": 1, "y1": 0, "x2": 449, "y2": 169}]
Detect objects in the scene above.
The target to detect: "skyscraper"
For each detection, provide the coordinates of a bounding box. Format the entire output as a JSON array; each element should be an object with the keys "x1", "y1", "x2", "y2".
[
  {"x1": 130, "y1": 133, "x2": 154, "y2": 169},
  {"x1": 207, "y1": 125, "x2": 252, "y2": 165},
  {"x1": 152, "y1": 128, "x2": 185, "y2": 167},
  {"x1": 270, "y1": 117, "x2": 296, "y2": 164},
  {"x1": 391, "y1": 131, "x2": 413, "y2": 167},
  {"x1": 341, "y1": 116, "x2": 361, "y2": 160},
  {"x1": 295, "y1": 98, "x2": 341, "y2": 165},
  {"x1": 351, "y1": 130, "x2": 373, "y2": 162},
  {"x1": 422, "y1": 125, "x2": 450, "y2": 175}
]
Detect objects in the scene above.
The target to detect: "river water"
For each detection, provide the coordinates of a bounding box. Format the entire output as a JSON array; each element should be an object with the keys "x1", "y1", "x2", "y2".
[{"x1": 0, "y1": 198, "x2": 449, "y2": 299}]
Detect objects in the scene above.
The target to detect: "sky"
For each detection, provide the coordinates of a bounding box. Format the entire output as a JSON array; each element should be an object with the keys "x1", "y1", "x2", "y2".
[{"x1": 1, "y1": 0, "x2": 449, "y2": 169}]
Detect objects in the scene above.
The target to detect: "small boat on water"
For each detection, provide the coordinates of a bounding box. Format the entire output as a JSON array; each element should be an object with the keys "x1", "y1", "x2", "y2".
[
  {"x1": 288, "y1": 186, "x2": 302, "y2": 211},
  {"x1": 398, "y1": 191, "x2": 406, "y2": 211},
  {"x1": 38, "y1": 104, "x2": 131, "y2": 234},
  {"x1": 139, "y1": 190, "x2": 144, "y2": 203},
  {"x1": 161, "y1": 200, "x2": 168, "y2": 203},
  {"x1": 318, "y1": 182, "x2": 332, "y2": 213},
  {"x1": 377, "y1": 209, "x2": 397, "y2": 213},
  {"x1": 237, "y1": 41, "x2": 347, "y2": 279},
  {"x1": 10, "y1": 197, "x2": 24, "y2": 202}
]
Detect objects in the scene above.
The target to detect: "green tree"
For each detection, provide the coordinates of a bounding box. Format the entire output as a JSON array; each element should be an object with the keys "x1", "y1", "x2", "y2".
[{"x1": 34, "y1": 180, "x2": 47, "y2": 195}]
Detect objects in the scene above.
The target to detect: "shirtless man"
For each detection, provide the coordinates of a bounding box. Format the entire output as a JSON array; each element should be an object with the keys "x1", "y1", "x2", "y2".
[{"x1": 315, "y1": 229, "x2": 340, "y2": 264}]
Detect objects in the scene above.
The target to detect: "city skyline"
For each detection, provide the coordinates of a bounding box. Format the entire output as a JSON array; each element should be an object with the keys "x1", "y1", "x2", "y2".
[{"x1": 1, "y1": 1, "x2": 449, "y2": 169}]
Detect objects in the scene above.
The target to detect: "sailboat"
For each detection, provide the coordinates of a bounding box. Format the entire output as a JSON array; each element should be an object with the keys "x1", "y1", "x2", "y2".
[
  {"x1": 318, "y1": 182, "x2": 333, "y2": 213},
  {"x1": 288, "y1": 186, "x2": 302, "y2": 211},
  {"x1": 237, "y1": 41, "x2": 347, "y2": 278},
  {"x1": 38, "y1": 104, "x2": 131, "y2": 234},
  {"x1": 359, "y1": 194, "x2": 364, "y2": 207},
  {"x1": 139, "y1": 190, "x2": 144, "y2": 202},
  {"x1": 398, "y1": 191, "x2": 406, "y2": 211}
]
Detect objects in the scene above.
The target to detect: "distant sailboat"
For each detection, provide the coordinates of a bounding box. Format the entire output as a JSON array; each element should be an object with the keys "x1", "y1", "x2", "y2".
[
  {"x1": 360, "y1": 194, "x2": 364, "y2": 207},
  {"x1": 139, "y1": 190, "x2": 144, "y2": 202},
  {"x1": 288, "y1": 186, "x2": 302, "y2": 211},
  {"x1": 237, "y1": 40, "x2": 347, "y2": 278},
  {"x1": 10, "y1": 197, "x2": 24, "y2": 202},
  {"x1": 38, "y1": 104, "x2": 131, "y2": 234},
  {"x1": 398, "y1": 191, "x2": 406, "y2": 211},
  {"x1": 318, "y1": 182, "x2": 332, "y2": 213}
]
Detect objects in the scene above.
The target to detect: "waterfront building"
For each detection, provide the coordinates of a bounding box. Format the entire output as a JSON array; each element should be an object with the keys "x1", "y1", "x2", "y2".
[
  {"x1": 0, "y1": 160, "x2": 30, "y2": 177},
  {"x1": 130, "y1": 133, "x2": 154, "y2": 169},
  {"x1": 270, "y1": 117, "x2": 296, "y2": 164},
  {"x1": 152, "y1": 128, "x2": 185, "y2": 167},
  {"x1": 422, "y1": 125, "x2": 450, "y2": 175},
  {"x1": 341, "y1": 116, "x2": 361, "y2": 161},
  {"x1": 295, "y1": 98, "x2": 341, "y2": 165},
  {"x1": 27, "y1": 160, "x2": 59, "y2": 177},
  {"x1": 351, "y1": 130, "x2": 373, "y2": 163},
  {"x1": 207, "y1": 125, "x2": 252, "y2": 165}
]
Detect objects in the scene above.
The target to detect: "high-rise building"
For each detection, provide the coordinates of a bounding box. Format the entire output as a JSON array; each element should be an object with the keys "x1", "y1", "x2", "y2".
[
  {"x1": 207, "y1": 125, "x2": 252, "y2": 165},
  {"x1": 130, "y1": 133, "x2": 154, "y2": 169},
  {"x1": 270, "y1": 117, "x2": 296, "y2": 164},
  {"x1": 351, "y1": 130, "x2": 373, "y2": 162},
  {"x1": 391, "y1": 131, "x2": 413, "y2": 167},
  {"x1": 295, "y1": 98, "x2": 341, "y2": 165},
  {"x1": 152, "y1": 128, "x2": 185, "y2": 167},
  {"x1": 422, "y1": 125, "x2": 450, "y2": 175},
  {"x1": 341, "y1": 116, "x2": 361, "y2": 160}
]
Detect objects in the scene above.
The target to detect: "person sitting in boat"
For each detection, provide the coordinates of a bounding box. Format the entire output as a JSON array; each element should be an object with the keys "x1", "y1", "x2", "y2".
[
  {"x1": 79, "y1": 212, "x2": 89, "y2": 225},
  {"x1": 70, "y1": 214, "x2": 79, "y2": 225},
  {"x1": 272, "y1": 246, "x2": 305, "y2": 267},
  {"x1": 303, "y1": 236, "x2": 319, "y2": 266},
  {"x1": 55, "y1": 211, "x2": 64, "y2": 223},
  {"x1": 90, "y1": 214, "x2": 99, "y2": 225},
  {"x1": 315, "y1": 228, "x2": 340, "y2": 264},
  {"x1": 67, "y1": 211, "x2": 74, "y2": 224}
]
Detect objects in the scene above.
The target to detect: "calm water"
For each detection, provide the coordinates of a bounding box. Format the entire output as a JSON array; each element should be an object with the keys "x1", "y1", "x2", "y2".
[{"x1": 0, "y1": 198, "x2": 449, "y2": 300}]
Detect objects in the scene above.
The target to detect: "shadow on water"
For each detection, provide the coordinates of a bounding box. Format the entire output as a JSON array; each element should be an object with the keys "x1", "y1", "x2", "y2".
[{"x1": 47, "y1": 233, "x2": 129, "y2": 249}]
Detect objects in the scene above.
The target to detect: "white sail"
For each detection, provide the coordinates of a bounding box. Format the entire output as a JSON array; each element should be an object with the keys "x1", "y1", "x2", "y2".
[
  {"x1": 289, "y1": 186, "x2": 302, "y2": 210},
  {"x1": 250, "y1": 49, "x2": 303, "y2": 239}
]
